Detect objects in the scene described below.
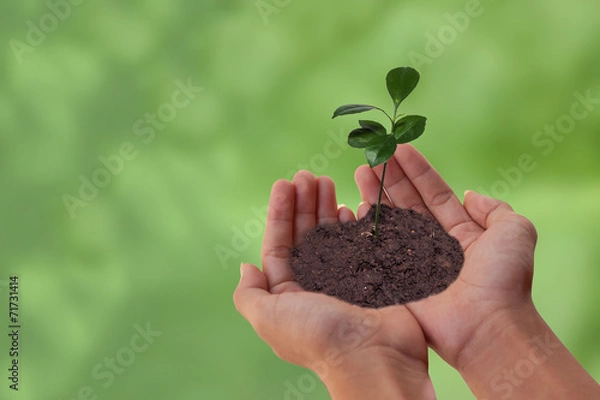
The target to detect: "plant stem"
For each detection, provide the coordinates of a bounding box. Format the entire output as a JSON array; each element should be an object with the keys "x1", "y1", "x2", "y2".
[
  {"x1": 373, "y1": 161, "x2": 387, "y2": 237},
  {"x1": 376, "y1": 107, "x2": 395, "y2": 126},
  {"x1": 373, "y1": 106, "x2": 398, "y2": 237}
]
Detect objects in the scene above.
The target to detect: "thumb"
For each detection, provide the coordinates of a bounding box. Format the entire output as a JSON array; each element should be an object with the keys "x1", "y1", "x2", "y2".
[
  {"x1": 464, "y1": 190, "x2": 537, "y2": 244},
  {"x1": 233, "y1": 263, "x2": 270, "y2": 326},
  {"x1": 463, "y1": 190, "x2": 515, "y2": 229}
]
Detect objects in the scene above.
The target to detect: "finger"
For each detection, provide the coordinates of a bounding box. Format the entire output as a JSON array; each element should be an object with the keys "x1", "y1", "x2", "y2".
[
  {"x1": 292, "y1": 171, "x2": 318, "y2": 242},
  {"x1": 463, "y1": 190, "x2": 514, "y2": 228},
  {"x1": 233, "y1": 263, "x2": 270, "y2": 327},
  {"x1": 262, "y1": 180, "x2": 295, "y2": 290},
  {"x1": 337, "y1": 205, "x2": 356, "y2": 222},
  {"x1": 464, "y1": 190, "x2": 536, "y2": 237},
  {"x1": 463, "y1": 190, "x2": 538, "y2": 247},
  {"x1": 396, "y1": 145, "x2": 483, "y2": 243},
  {"x1": 371, "y1": 152, "x2": 428, "y2": 214},
  {"x1": 354, "y1": 165, "x2": 393, "y2": 207},
  {"x1": 357, "y1": 201, "x2": 372, "y2": 220},
  {"x1": 317, "y1": 176, "x2": 338, "y2": 225}
]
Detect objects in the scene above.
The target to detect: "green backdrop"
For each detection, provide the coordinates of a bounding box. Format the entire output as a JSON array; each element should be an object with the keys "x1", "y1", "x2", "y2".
[{"x1": 1, "y1": 0, "x2": 599, "y2": 399}]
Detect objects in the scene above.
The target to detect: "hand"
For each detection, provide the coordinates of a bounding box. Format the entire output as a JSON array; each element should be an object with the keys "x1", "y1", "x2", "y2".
[
  {"x1": 354, "y1": 144, "x2": 539, "y2": 369},
  {"x1": 355, "y1": 145, "x2": 600, "y2": 399},
  {"x1": 234, "y1": 171, "x2": 436, "y2": 400}
]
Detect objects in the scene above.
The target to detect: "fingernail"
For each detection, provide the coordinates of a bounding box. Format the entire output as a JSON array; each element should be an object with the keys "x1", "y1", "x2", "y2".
[
  {"x1": 464, "y1": 190, "x2": 475, "y2": 197},
  {"x1": 240, "y1": 263, "x2": 246, "y2": 278}
]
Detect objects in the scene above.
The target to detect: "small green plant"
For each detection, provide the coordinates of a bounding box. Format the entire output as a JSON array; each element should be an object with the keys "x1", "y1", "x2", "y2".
[{"x1": 332, "y1": 66, "x2": 427, "y2": 237}]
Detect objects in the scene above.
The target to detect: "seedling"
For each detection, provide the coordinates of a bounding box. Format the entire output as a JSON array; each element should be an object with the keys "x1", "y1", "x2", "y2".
[{"x1": 332, "y1": 66, "x2": 427, "y2": 237}]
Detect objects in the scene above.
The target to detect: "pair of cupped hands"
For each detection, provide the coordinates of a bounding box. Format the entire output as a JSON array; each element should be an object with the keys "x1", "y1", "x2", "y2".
[{"x1": 234, "y1": 145, "x2": 540, "y2": 398}]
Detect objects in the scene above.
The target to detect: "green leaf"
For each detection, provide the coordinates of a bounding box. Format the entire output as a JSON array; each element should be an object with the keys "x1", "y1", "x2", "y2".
[
  {"x1": 348, "y1": 128, "x2": 381, "y2": 148},
  {"x1": 332, "y1": 104, "x2": 377, "y2": 118},
  {"x1": 393, "y1": 115, "x2": 427, "y2": 144},
  {"x1": 365, "y1": 135, "x2": 397, "y2": 168},
  {"x1": 386, "y1": 67, "x2": 420, "y2": 109},
  {"x1": 359, "y1": 120, "x2": 387, "y2": 135}
]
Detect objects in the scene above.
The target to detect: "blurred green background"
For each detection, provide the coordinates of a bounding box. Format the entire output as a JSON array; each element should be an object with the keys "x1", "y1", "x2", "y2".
[{"x1": 1, "y1": 0, "x2": 599, "y2": 399}]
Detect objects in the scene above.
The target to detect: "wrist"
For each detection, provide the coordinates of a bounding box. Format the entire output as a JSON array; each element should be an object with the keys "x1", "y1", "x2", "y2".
[
  {"x1": 456, "y1": 302, "x2": 600, "y2": 399},
  {"x1": 313, "y1": 346, "x2": 435, "y2": 400},
  {"x1": 454, "y1": 301, "x2": 539, "y2": 370}
]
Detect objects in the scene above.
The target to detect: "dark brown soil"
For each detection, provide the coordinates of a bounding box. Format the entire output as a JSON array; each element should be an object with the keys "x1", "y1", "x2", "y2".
[{"x1": 289, "y1": 204, "x2": 464, "y2": 308}]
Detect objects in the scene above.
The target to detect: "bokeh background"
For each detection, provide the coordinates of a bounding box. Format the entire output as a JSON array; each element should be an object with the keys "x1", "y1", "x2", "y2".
[{"x1": 1, "y1": 0, "x2": 599, "y2": 399}]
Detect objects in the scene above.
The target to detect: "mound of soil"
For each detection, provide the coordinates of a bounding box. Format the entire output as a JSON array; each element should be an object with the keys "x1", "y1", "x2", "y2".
[{"x1": 289, "y1": 204, "x2": 464, "y2": 308}]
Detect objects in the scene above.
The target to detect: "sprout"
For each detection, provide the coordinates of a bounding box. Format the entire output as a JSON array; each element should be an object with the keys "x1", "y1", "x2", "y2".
[{"x1": 332, "y1": 67, "x2": 427, "y2": 236}]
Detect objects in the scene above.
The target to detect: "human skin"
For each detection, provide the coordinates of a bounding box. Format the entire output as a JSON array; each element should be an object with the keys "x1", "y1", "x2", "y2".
[
  {"x1": 354, "y1": 144, "x2": 600, "y2": 399},
  {"x1": 234, "y1": 144, "x2": 599, "y2": 399},
  {"x1": 234, "y1": 171, "x2": 436, "y2": 400}
]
